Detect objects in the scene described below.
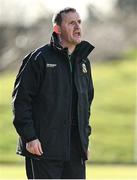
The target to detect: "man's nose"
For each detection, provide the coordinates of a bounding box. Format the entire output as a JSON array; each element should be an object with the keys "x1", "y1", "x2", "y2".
[{"x1": 75, "y1": 22, "x2": 80, "y2": 29}]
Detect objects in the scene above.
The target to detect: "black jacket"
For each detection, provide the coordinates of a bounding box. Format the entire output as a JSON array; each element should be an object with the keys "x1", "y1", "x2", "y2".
[{"x1": 12, "y1": 32, "x2": 95, "y2": 161}]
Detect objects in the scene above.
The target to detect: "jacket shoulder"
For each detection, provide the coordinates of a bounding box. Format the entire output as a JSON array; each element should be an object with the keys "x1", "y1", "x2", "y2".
[
  {"x1": 30, "y1": 44, "x2": 50, "y2": 60},
  {"x1": 32, "y1": 44, "x2": 55, "y2": 61},
  {"x1": 37, "y1": 44, "x2": 55, "y2": 55}
]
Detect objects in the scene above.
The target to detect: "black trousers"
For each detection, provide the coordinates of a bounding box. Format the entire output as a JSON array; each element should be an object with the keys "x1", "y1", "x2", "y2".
[{"x1": 25, "y1": 127, "x2": 86, "y2": 179}]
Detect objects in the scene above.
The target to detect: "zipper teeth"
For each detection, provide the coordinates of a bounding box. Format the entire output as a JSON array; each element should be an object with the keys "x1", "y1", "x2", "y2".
[
  {"x1": 74, "y1": 64, "x2": 84, "y2": 155},
  {"x1": 68, "y1": 56, "x2": 72, "y2": 160},
  {"x1": 65, "y1": 55, "x2": 72, "y2": 160}
]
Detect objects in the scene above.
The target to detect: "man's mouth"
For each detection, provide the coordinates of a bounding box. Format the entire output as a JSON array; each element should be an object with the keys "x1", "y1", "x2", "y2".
[{"x1": 74, "y1": 32, "x2": 81, "y2": 37}]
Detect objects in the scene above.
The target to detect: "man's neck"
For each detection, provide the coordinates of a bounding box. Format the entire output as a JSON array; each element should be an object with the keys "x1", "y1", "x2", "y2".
[
  {"x1": 67, "y1": 46, "x2": 75, "y2": 55},
  {"x1": 60, "y1": 40, "x2": 76, "y2": 54}
]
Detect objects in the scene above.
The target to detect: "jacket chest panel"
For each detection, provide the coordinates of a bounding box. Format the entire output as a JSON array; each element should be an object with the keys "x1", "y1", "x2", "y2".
[
  {"x1": 40, "y1": 58, "x2": 70, "y2": 96},
  {"x1": 75, "y1": 62, "x2": 89, "y2": 94}
]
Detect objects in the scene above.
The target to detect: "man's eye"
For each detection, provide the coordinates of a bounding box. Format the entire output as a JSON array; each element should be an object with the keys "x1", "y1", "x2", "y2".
[{"x1": 70, "y1": 21, "x2": 75, "y2": 25}]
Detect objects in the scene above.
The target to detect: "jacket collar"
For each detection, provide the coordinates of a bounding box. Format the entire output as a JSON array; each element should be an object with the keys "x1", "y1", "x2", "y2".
[{"x1": 50, "y1": 32, "x2": 95, "y2": 61}]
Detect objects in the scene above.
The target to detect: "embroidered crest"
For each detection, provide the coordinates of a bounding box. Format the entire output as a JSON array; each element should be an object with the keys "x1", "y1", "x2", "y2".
[{"x1": 82, "y1": 63, "x2": 87, "y2": 73}]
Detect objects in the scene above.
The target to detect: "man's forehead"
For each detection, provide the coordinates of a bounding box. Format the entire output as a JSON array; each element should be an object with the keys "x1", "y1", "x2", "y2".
[{"x1": 62, "y1": 12, "x2": 81, "y2": 22}]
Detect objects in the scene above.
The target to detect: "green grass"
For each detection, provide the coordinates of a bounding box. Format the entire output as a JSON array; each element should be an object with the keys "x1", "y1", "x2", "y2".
[
  {"x1": 0, "y1": 58, "x2": 136, "y2": 163},
  {"x1": 90, "y1": 59, "x2": 136, "y2": 163},
  {"x1": 0, "y1": 164, "x2": 137, "y2": 179}
]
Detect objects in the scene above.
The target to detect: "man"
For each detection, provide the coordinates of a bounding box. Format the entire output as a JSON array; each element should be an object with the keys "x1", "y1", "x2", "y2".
[{"x1": 12, "y1": 7, "x2": 94, "y2": 179}]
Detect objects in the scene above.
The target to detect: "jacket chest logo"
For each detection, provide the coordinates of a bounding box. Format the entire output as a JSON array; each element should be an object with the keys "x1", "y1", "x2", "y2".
[
  {"x1": 46, "y1": 63, "x2": 57, "y2": 68},
  {"x1": 82, "y1": 63, "x2": 87, "y2": 73}
]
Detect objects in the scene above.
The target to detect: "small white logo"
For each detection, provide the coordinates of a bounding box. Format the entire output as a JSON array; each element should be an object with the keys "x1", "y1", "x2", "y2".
[
  {"x1": 46, "y1": 63, "x2": 57, "y2": 68},
  {"x1": 82, "y1": 63, "x2": 87, "y2": 73}
]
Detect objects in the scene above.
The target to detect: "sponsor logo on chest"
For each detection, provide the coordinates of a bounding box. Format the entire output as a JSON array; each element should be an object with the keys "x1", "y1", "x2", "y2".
[{"x1": 46, "y1": 63, "x2": 57, "y2": 68}]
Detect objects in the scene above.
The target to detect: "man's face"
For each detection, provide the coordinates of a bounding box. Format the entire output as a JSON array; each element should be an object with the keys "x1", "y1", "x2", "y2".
[{"x1": 60, "y1": 12, "x2": 82, "y2": 47}]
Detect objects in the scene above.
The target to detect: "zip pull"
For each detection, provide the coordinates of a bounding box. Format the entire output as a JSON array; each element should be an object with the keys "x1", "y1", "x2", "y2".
[
  {"x1": 81, "y1": 158, "x2": 84, "y2": 165},
  {"x1": 67, "y1": 54, "x2": 72, "y2": 73},
  {"x1": 68, "y1": 59, "x2": 72, "y2": 73}
]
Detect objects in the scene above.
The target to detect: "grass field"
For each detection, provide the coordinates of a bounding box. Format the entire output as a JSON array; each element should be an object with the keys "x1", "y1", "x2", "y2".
[
  {"x1": 0, "y1": 164, "x2": 137, "y2": 179},
  {"x1": 90, "y1": 58, "x2": 136, "y2": 163},
  {"x1": 0, "y1": 57, "x2": 136, "y2": 163}
]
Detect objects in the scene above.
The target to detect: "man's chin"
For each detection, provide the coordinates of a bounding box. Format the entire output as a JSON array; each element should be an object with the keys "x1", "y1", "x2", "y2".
[{"x1": 74, "y1": 39, "x2": 81, "y2": 45}]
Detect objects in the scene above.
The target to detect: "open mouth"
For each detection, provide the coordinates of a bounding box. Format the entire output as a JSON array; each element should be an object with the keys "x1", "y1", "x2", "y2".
[{"x1": 74, "y1": 32, "x2": 81, "y2": 37}]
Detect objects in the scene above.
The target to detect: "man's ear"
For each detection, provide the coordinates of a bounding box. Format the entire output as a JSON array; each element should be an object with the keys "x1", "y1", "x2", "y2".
[{"x1": 53, "y1": 24, "x2": 61, "y2": 34}]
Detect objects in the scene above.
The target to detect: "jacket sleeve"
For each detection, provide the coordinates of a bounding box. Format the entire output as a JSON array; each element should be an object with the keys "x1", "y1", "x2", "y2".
[
  {"x1": 12, "y1": 51, "x2": 45, "y2": 142},
  {"x1": 87, "y1": 59, "x2": 94, "y2": 136}
]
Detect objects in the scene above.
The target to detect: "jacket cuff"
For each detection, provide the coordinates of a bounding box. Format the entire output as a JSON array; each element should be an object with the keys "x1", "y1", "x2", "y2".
[{"x1": 25, "y1": 135, "x2": 38, "y2": 143}]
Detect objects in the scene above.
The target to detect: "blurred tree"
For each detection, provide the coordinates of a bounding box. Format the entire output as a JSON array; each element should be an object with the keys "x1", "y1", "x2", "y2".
[
  {"x1": 114, "y1": 0, "x2": 137, "y2": 48},
  {"x1": 116, "y1": 0, "x2": 137, "y2": 14},
  {"x1": 0, "y1": 17, "x2": 52, "y2": 72},
  {"x1": 0, "y1": 1, "x2": 137, "y2": 72},
  {"x1": 86, "y1": 4, "x2": 102, "y2": 24},
  {"x1": 83, "y1": 1, "x2": 137, "y2": 61}
]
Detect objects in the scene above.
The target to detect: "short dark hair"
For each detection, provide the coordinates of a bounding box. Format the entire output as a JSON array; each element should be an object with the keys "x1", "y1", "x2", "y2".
[{"x1": 52, "y1": 7, "x2": 77, "y2": 26}]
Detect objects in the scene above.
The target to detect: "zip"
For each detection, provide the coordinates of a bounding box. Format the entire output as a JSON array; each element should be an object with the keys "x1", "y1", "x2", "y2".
[
  {"x1": 74, "y1": 61, "x2": 85, "y2": 156},
  {"x1": 58, "y1": 50, "x2": 72, "y2": 161},
  {"x1": 64, "y1": 54, "x2": 73, "y2": 161}
]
